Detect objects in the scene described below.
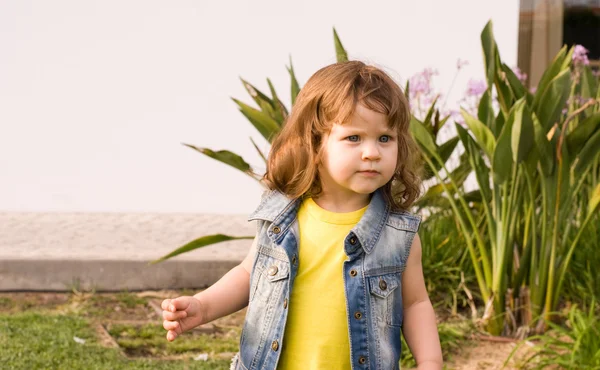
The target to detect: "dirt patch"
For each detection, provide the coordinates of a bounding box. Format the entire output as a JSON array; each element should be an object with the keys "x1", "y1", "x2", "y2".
[
  {"x1": 0, "y1": 292, "x2": 70, "y2": 312},
  {"x1": 445, "y1": 338, "x2": 532, "y2": 369}
]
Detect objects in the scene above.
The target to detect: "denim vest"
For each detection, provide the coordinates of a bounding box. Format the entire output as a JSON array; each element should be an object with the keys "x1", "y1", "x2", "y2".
[{"x1": 231, "y1": 189, "x2": 421, "y2": 370}]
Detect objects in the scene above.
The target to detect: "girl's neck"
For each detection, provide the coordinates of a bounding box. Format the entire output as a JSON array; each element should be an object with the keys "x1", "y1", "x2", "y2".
[{"x1": 311, "y1": 191, "x2": 371, "y2": 213}]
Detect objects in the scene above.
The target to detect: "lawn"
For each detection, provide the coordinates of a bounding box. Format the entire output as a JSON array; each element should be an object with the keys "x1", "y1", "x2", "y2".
[
  {"x1": 0, "y1": 290, "x2": 242, "y2": 370},
  {"x1": 0, "y1": 290, "x2": 529, "y2": 370}
]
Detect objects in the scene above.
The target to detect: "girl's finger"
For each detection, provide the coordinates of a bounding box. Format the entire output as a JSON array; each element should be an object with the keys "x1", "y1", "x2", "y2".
[
  {"x1": 163, "y1": 320, "x2": 179, "y2": 331},
  {"x1": 162, "y1": 309, "x2": 187, "y2": 321},
  {"x1": 167, "y1": 330, "x2": 177, "y2": 341},
  {"x1": 161, "y1": 299, "x2": 171, "y2": 310}
]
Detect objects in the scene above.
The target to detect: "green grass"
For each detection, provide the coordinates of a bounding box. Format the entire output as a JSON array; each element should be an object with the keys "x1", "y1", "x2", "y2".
[
  {"x1": 0, "y1": 297, "x2": 12, "y2": 310},
  {"x1": 510, "y1": 303, "x2": 600, "y2": 369},
  {"x1": 108, "y1": 322, "x2": 240, "y2": 357},
  {"x1": 419, "y1": 210, "x2": 478, "y2": 315},
  {"x1": 0, "y1": 312, "x2": 232, "y2": 370},
  {"x1": 562, "y1": 213, "x2": 600, "y2": 308}
]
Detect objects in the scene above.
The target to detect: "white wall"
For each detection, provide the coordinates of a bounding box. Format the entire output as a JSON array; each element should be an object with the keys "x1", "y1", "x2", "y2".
[{"x1": 0, "y1": 0, "x2": 519, "y2": 214}]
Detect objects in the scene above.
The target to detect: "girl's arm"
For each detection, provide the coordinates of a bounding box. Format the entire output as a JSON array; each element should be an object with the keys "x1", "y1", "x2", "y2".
[
  {"x1": 401, "y1": 234, "x2": 443, "y2": 369},
  {"x1": 192, "y1": 234, "x2": 258, "y2": 323}
]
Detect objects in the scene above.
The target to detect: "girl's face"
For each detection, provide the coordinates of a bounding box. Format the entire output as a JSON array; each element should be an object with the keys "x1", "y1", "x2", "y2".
[{"x1": 318, "y1": 103, "x2": 398, "y2": 206}]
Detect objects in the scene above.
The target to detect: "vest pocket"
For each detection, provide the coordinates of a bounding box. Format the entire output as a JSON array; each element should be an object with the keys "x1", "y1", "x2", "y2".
[
  {"x1": 367, "y1": 273, "x2": 403, "y2": 327},
  {"x1": 249, "y1": 256, "x2": 290, "y2": 305}
]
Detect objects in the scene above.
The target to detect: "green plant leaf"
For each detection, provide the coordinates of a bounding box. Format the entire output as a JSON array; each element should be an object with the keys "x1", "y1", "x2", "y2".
[
  {"x1": 532, "y1": 45, "x2": 568, "y2": 111},
  {"x1": 492, "y1": 109, "x2": 515, "y2": 184},
  {"x1": 463, "y1": 190, "x2": 483, "y2": 204},
  {"x1": 183, "y1": 144, "x2": 253, "y2": 174},
  {"x1": 250, "y1": 137, "x2": 267, "y2": 164},
  {"x1": 495, "y1": 70, "x2": 515, "y2": 114},
  {"x1": 423, "y1": 97, "x2": 439, "y2": 130},
  {"x1": 438, "y1": 137, "x2": 460, "y2": 164},
  {"x1": 423, "y1": 136, "x2": 460, "y2": 180},
  {"x1": 561, "y1": 45, "x2": 575, "y2": 70},
  {"x1": 478, "y1": 89, "x2": 495, "y2": 129},
  {"x1": 574, "y1": 129, "x2": 600, "y2": 174},
  {"x1": 481, "y1": 21, "x2": 496, "y2": 88},
  {"x1": 333, "y1": 28, "x2": 348, "y2": 62},
  {"x1": 410, "y1": 117, "x2": 436, "y2": 154},
  {"x1": 433, "y1": 111, "x2": 450, "y2": 137},
  {"x1": 240, "y1": 78, "x2": 283, "y2": 127},
  {"x1": 501, "y1": 63, "x2": 526, "y2": 100},
  {"x1": 532, "y1": 113, "x2": 554, "y2": 176},
  {"x1": 456, "y1": 124, "x2": 492, "y2": 202},
  {"x1": 449, "y1": 153, "x2": 473, "y2": 187},
  {"x1": 493, "y1": 109, "x2": 506, "y2": 138},
  {"x1": 267, "y1": 78, "x2": 288, "y2": 125},
  {"x1": 589, "y1": 182, "x2": 600, "y2": 217},
  {"x1": 461, "y1": 109, "x2": 496, "y2": 159},
  {"x1": 581, "y1": 65, "x2": 598, "y2": 102},
  {"x1": 414, "y1": 191, "x2": 451, "y2": 210},
  {"x1": 535, "y1": 69, "x2": 571, "y2": 131},
  {"x1": 232, "y1": 98, "x2": 281, "y2": 142},
  {"x1": 567, "y1": 113, "x2": 600, "y2": 154},
  {"x1": 511, "y1": 99, "x2": 534, "y2": 163},
  {"x1": 150, "y1": 234, "x2": 254, "y2": 264},
  {"x1": 415, "y1": 183, "x2": 446, "y2": 207},
  {"x1": 287, "y1": 56, "x2": 301, "y2": 106}
]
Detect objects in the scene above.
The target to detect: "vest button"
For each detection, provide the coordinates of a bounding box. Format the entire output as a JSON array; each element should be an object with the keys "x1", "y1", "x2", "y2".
[
  {"x1": 358, "y1": 356, "x2": 366, "y2": 364},
  {"x1": 354, "y1": 311, "x2": 362, "y2": 320},
  {"x1": 349, "y1": 237, "x2": 357, "y2": 245},
  {"x1": 271, "y1": 340, "x2": 279, "y2": 351},
  {"x1": 350, "y1": 269, "x2": 358, "y2": 277},
  {"x1": 272, "y1": 226, "x2": 281, "y2": 234},
  {"x1": 379, "y1": 279, "x2": 387, "y2": 290},
  {"x1": 283, "y1": 298, "x2": 288, "y2": 309},
  {"x1": 267, "y1": 266, "x2": 278, "y2": 276}
]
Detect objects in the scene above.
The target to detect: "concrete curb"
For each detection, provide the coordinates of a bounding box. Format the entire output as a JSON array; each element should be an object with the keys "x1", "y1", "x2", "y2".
[
  {"x1": 0, "y1": 212, "x2": 254, "y2": 291},
  {"x1": 0, "y1": 259, "x2": 241, "y2": 291}
]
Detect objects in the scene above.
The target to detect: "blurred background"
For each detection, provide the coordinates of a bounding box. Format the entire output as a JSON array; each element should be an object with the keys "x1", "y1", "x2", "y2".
[{"x1": 1, "y1": 0, "x2": 521, "y2": 214}]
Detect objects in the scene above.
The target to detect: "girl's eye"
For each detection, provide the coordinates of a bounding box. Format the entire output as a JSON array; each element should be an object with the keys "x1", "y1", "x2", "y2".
[
  {"x1": 347, "y1": 135, "x2": 360, "y2": 142},
  {"x1": 380, "y1": 135, "x2": 391, "y2": 143}
]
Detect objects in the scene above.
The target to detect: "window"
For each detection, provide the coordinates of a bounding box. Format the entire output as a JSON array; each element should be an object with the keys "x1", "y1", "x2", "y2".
[
  {"x1": 518, "y1": 0, "x2": 599, "y2": 88},
  {"x1": 563, "y1": 0, "x2": 600, "y2": 65}
]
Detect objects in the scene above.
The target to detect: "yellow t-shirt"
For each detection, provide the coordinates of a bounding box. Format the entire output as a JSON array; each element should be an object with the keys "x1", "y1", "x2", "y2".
[{"x1": 277, "y1": 197, "x2": 367, "y2": 369}]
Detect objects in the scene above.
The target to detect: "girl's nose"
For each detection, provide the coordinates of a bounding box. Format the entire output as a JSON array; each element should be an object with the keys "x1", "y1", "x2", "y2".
[{"x1": 361, "y1": 144, "x2": 381, "y2": 161}]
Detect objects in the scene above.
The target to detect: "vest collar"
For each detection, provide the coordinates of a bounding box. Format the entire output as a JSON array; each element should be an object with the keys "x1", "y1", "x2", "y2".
[{"x1": 248, "y1": 189, "x2": 389, "y2": 255}]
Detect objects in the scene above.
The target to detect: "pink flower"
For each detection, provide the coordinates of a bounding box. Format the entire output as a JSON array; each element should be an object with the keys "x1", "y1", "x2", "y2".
[
  {"x1": 466, "y1": 79, "x2": 487, "y2": 97},
  {"x1": 422, "y1": 68, "x2": 439, "y2": 78},
  {"x1": 513, "y1": 66, "x2": 527, "y2": 83},
  {"x1": 410, "y1": 76, "x2": 430, "y2": 96},
  {"x1": 573, "y1": 45, "x2": 590, "y2": 66},
  {"x1": 409, "y1": 68, "x2": 438, "y2": 98},
  {"x1": 457, "y1": 59, "x2": 469, "y2": 70}
]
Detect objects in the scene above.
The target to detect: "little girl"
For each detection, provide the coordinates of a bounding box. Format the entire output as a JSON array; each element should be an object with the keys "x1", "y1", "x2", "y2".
[{"x1": 162, "y1": 61, "x2": 443, "y2": 369}]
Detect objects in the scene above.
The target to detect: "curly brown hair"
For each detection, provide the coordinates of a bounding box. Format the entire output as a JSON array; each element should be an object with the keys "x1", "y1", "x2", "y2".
[{"x1": 263, "y1": 61, "x2": 422, "y2": 211}]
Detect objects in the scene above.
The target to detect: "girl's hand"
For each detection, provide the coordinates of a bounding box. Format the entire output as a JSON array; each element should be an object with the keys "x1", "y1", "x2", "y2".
[{"x1": 161, "y1": 296, "x2": 205, "y2": 341}]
